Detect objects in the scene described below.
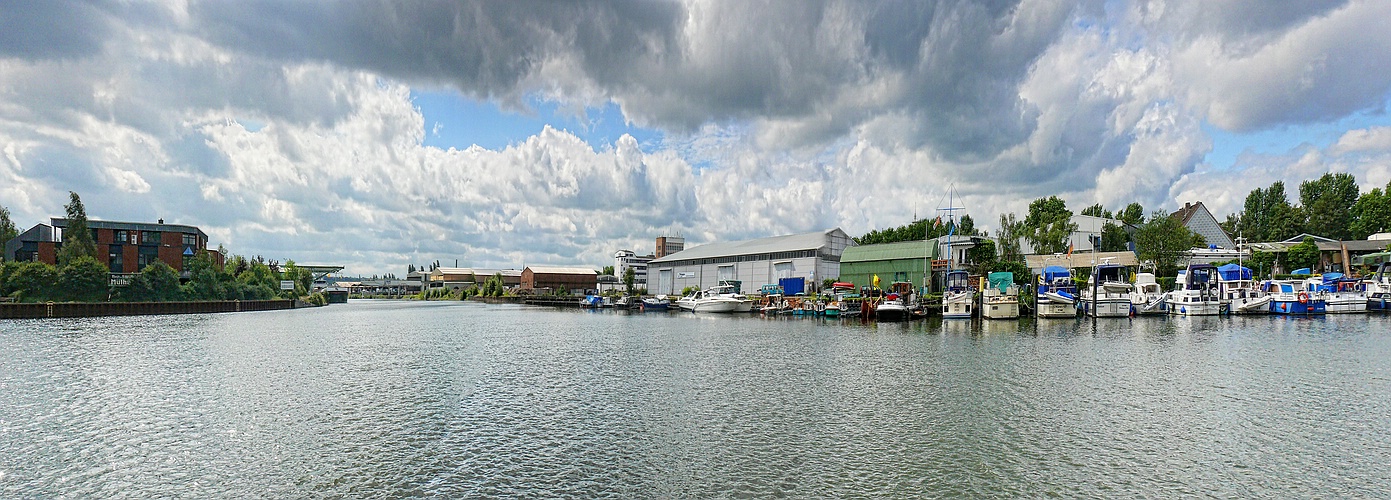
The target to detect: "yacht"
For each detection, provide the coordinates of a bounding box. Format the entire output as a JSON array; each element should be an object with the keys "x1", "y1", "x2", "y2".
[
  {"x1": 981, "y1": 272, "x2": 1019, "y2": 319},
  {"x1": 1313, "y1": 274, "x2": 1366, "y2": 314},
  {"x1": 1363, "y1": 256, "x2": 1391, "y2": 311},
  {"x1": 1036, "y1": 265, "x2": 1078, "y2": 318},
  {"x1": 685, "y1": 283, "x2": 753, "y2": 313},
  {"x1": 1263, "y1": 279, "x2": 1326, "y2": 315},
  {"x1": 1129, "y1": 272, "x2": 1168, "y2": 316},
  {"x1": 941, "y1": 270, "x2": 974, "y2": 319},
  {"x1": 1217, "y1": 264, "x2": 1269, "y2": 315},
  {"x1": 875, "y1": 293, "x2": 910, "y2": 321},
  {"x1": 1167, "y1": 264, "x2": 1223, "y2": 316},
  {"x1": 1081, "y1": 262, "x2": 1133, "y2": 318}
]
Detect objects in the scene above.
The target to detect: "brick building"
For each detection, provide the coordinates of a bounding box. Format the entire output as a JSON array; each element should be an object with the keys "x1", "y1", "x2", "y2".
[{"x1": 3, "y1": 218, "x2": 221, "y2": 274}]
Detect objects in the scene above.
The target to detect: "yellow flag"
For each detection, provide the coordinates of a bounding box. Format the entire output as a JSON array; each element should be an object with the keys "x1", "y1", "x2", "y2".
[{"x1": 873, "y1": 274, "x2": 880, "y2": 288}]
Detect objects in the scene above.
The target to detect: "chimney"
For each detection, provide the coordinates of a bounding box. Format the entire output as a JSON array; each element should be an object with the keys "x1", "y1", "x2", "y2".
[
  {"x1": 1184, "y1": 202, "x2": 1191, "y2": 210},
  {"x1": 158, "y1": 218, "x2": 164, "y2": 224}
]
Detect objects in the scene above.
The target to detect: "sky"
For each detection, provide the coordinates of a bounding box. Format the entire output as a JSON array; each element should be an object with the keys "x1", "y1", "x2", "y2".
[{"x1": 3, "y1": 0, "x2": 1391, "y2": 276}]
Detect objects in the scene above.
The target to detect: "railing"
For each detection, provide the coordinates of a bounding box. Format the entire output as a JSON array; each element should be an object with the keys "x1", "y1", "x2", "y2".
[{"x1": 0, "y1": 300, "x2": 296, "y2": 319}]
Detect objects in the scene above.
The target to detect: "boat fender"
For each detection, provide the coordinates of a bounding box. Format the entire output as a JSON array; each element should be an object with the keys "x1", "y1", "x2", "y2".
[{"x1": 1298, "y1": 292, "x2": 1309, "y2": 304}]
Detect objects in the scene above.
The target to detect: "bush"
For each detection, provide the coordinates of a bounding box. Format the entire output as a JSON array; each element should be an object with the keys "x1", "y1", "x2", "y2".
[
  {"x1": 121, "y1": 261, "x2": 184, "y2": 302},
  {"x1": 58, "y1": 256, "x2": 109, "y2": 302},
  {"x1": 7, "y1": 261, "x2": 58, "y2": 302}
]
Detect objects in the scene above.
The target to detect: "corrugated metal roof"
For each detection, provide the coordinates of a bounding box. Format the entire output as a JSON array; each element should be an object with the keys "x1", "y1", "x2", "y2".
[
  {"x1": 525, "y1": 266, "x2": 598, "y2": 275},
  {"x1": 1024, "y1": 251, "x2": 1139, "y2": 270},
  {"x1": 649, "y1": 228, "x2": 846, "y2": 263},
  {"x1": 841, "y1": 240, "x2": 937, "y2": 263},
  {"x1": 52, "y1": 218, "x2": 207, "y2": 238}
]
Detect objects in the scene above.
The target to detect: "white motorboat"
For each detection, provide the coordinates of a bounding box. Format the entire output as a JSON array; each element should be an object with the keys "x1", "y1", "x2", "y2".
[
  {"x1": 1168, "y1": 264, "x2": 1223, "y2": 316},
  {"x1": 981, "y1": 272, "x2": 1019, "y2": 319},
  {"x1": 942, "y1": 270, "x2": 974, "y2": 319},
  {"x1": 875, "y1": 293, "x2": 910, "y2": 321},
  {"x1": 686, "y1": 284, "x2": 753, "y2": 313},
  {"x1": 1313, "y1": 275, "x2": 1366, "y2": 314},
  {"x1": 1216, "y1": 264, "x2": 1268, "y2": 314},
  {"x1": 1036, "y1": 265, "x2": 1078, "y2": 318},
  {"x1": 1129, "y1": 272, "x2": 1168, "y2": 315},
  {"x1": 1362, "y1": 257, "x2": 1391, "y2": 311},
  {"x1": 1081, "y1": 262, "x2": 1132, "y2": 317}
]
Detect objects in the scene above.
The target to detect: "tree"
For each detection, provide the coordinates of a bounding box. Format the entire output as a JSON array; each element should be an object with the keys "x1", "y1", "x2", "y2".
[
  {"x1": 1023, "y1": 196, "x2": 1077, "y2": 255},
  {"x1": 1081, "y1": 203, "x2": 1112, "y2": 219},
  {"x1": 6, "y1": 261, "x2": 57, "y2": 302},
  {"x1": 1099, "y1": 222, "x2": 1129, "y2": 252},
  {"x1": 1350, "y1": 180, "x2": 1391, "y2": 239},
  {"x1": 1236, "y1": 181, "x2": 1300, "y2": 242},
  {"x1": 995, "y1": 212, "x2": 1026, "y2": 262},
  {"x1": 1286, "y1": 236, "x2": 1321, "y2": 271},
  {"x1": 1117, "y1": 203, "x2": 1145, "y2": 226},
  {"x1": 623, "y1": 267, "x2": 636, "y2": 296},
  {"x1": 0, "y1": 205, "x2": 17, "y2": 258},
  {"x1": 57, "y1": 256, "x2": 109, "y2": 302},
  {"x1": 966, "y1": 239, "x2": 998, "y2": 274},
  {"x1": 122, "y1": 261, "x2": 183, "y2": 302},
  {"x1": 1134, "y1": 210, "x2": 1204, "y2": 277},
  {"x1": 601, "y1": 265, "x2": 615, "y2": 276},
  {"x1": 58, "y1": 191, "x2": 97, "y2": 266},
  {"x1": 181, "y1": 251, "x2": 225, "y2": 300},
  {"x1": 1299, "y1": 173, "x2": 1359, "y2": 240},
  {"x1": 957, "y1": 214, "x2": 977, "y2": 236}
]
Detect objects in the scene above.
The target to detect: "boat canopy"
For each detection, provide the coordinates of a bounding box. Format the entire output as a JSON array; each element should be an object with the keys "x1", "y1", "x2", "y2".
[
  {"x1": 987, "y1": 272, "x2": 1013, "y2": 293},
  {"x1": 1291, "y1": 268, "x2": 1312, "y2": 275},
  {"x1": 1042, "y1": 265, "x2": 1070, "y2": 282},
  {"x1": 1217, "y1": 263, "x2": 1252, "y2": 281},
  {"x1": 1321, "y1": 273, "x2": 1345, "y2": 284}
]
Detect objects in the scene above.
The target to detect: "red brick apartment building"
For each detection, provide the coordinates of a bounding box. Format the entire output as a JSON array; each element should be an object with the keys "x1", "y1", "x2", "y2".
[{"x1": 3, "y1": 218, "x2": 222, "y2": 274}]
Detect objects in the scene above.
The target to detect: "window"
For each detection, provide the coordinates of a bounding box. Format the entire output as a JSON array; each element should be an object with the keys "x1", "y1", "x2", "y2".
[
  {"x1": 718, "y1": 265, "x2": 736, "y2": 281},
  {"x1": 138, "y1": 246, "x2": 159, "y2": 269},
  {"x1": 114, "y1": 230, "x2": 127, "y2": 243},
  {"x1": 142, "y1": 231, "x2": 161, "y2": 245},
  {"x1": 182, "y1": 233, "x2": 197, "y2": 246},
  {"x1": 109, "y1": 246, "x2": 123, "y2": 272}
]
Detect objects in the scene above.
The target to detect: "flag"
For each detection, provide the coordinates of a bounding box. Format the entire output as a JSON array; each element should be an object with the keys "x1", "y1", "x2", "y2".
[
  {"x1": 1066, "y1": 242, "x2": 1074, "y2": 257},
  {"x1": 873, "y1": 274, "x2": 880, "y2": 288}
]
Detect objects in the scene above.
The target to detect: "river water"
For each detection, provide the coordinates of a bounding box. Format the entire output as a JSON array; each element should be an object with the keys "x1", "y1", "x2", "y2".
[{"x1": 2, "y1": 300, "x2": 1389, "y2": 497}]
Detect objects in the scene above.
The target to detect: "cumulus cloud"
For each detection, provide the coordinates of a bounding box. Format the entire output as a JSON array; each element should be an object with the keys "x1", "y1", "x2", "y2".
[{"x1": 2, "y1": 1, "x2": 1391, "y2": 274}]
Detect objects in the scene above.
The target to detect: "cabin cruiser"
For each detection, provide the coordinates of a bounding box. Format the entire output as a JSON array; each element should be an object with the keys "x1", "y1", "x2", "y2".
[
  {"x1": 641, "y1": 296, "x2": 670, "y2": 311},
  {"x1": 875, "y1": 293, "x2": 910, "y2": 321},
  {"x1": 1167, "y1": 264, "x2": 1223, "y2": 316},
  {"x1": 1036, "y1": 265, "x2": 1077, "y2": 318},
  {"x1": 682, "y1": 283, "x2": 753, "y2": 313},
  {"x1": 1129, "y1": 272, "x2": 1168, "y2": 316},
  {"x1": 1312, "y1": 274, "x2": 1366, "y2": 314},
  {"x1": 1263, "y1": 279, "x2": 1326, "y2": 315},
  {"x1": 1363, "y1": 256, "x2": 1391, "y2": 311},
  {"x1": 1081, "y1": 262, "x2": 1133, "y2": 317},
  {"x1": 981, "y1": 272, "x2": 1019, "y2": 319},
  {"x1": 1217, "y1": 264, "x2": 1269, "y2": 314},
  {"x1": 941, "y1": 270, "x2": 974, "y2": 319}
]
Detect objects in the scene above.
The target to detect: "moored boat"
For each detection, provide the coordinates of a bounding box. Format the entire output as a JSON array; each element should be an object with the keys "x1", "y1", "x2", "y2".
[
  {"x1": 641, "y1": 296, "x2": 671, "y2": 311},
  {"x1": 875, "y1": 293, "x2": 910, "y2": 321},
  {"x1": 1263, "y1": 279, "x2": 1325, "y2": 315},
  {"x1": 1168, "y1": 264, "x2": 1223, "y2": 316},
  {"x1": 981, "y1": 272, "x2": 1019, "y2": 319},
  {"x1": 1082, "y1": 261, "x2": 1132, "y2": 318},
  {"x1": 1363, "y1": 255, "x2": 1391, "y2": 311},
  {"x1": 942, "y1": 270, "x2": 974, "y2": 319},
  {"x1": 1130, "y1": 272, "x2": 1168, "y2": 316},
  {"x1": 1036, "y1": 265, "x2": 1077, "y2": 318},
  {"x1": 1314, "y1": 274, "x2": 1366, "y2": 314},
  {"x1": 1217, "y1": 264, "x2": 1269, "y2": 314}
]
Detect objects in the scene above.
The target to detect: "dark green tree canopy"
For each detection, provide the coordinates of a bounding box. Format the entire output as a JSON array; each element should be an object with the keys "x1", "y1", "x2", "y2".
[
  {"x1": 1117, "y1": 203, "x2": 1145, "y2": 225},
  {"x1": 0, "y1": 205, "x2": 18, "y2": 255},
  {"x1": 1135, "y1": 210, "x2": 1204, "y2": 277},
  {"x1": 1299, "y1": 173, "x2": 1359, "y2": 240},
  {"x1": 1286, "y1": 236, "x2": 1321, "y2": 271},
  {"x1": 58, "y1": 191, "x2": 97, "y2": 266},
  {"x1": 1023, "y1": 196, "x2": 1077, "y2": 255}
]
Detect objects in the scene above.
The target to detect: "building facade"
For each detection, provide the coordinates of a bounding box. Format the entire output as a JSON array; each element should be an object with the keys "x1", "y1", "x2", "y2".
[
  {"x1": 521, "y1": 266, "x2": 598, "y2": 294},
  {"x1": 4, "y1": 218, "x2": 219, "y2": 274},
  {"x1": 655, "y1": 236, "x2": 685, "y2": 259},
  {"x1": 613, "y1": 250, "x2": 654, "y2": 286},
  {"x1": 646, "y1": 229, "x2": 854, "y2": 295},
  {"x1": 839, "y1": 240, "x2": 939, "y2": 291}
]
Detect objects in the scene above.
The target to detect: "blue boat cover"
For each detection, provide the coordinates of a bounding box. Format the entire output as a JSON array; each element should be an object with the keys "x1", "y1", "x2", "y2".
[
  {"x1": 1217, "y1": 263, "x2": 1252, "y2": 281},
  {"x1": 1042, "y1": 266, "x2": 1070, "y2": 281},
  {"x1": 1322, "y1": 272, "x2": 1344, "y2": 284},
  {"x1": 1291, "y1": 268, "x2": 1312, "y2": 275}
]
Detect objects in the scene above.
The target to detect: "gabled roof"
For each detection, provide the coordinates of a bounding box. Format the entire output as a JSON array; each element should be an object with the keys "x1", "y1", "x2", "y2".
[
  {"x1": 650, "y1": 228, "x2": 848, "y2": 264},
  {"x1": 841, "y1": 240, "x2": 937, "y2": 263},
  {"x1": 1279, "y1": 233, "x2": 1337, "y2": 244},
  {"x1": 1169, "y1": 202, "x2": 1205, "y2": 225}
]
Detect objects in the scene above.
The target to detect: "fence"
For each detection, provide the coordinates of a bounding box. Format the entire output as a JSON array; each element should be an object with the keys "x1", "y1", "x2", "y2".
[{"x1": 0, "y1": 300, "x2": 296, "y2": 319}]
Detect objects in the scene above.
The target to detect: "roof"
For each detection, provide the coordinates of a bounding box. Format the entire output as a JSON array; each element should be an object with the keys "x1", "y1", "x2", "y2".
[
  {"x1": 650, "y1": 228, "x2": 848, "y2": 264},
  {"x1": 473, "y1": 268, "x2": 523, "y2": 278},
  {"x1": 1024, "y1": 251, "x2": 1139, "y2": 270},
  {"x1": 1169, "y1": 202, "x2": 1205, "y2": 225},
  {"x1": 51, "y1": 218, "x2": 207, "y2": 238},
  {"x1": 841, "y1": 240, "x2": 937, "y2": 263},
  {"x1": 1280, "y1": 233, "x2": 1338, "y2": 243},
  {"x1": 525, "y1": 266, "x2": 598, "y2": 275}
]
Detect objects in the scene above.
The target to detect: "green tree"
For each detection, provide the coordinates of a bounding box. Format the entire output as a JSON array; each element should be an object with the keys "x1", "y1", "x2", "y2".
[
  {"x1": 1023, "y1": 196, "x2": 1077, "y2": 254},
  {"x1": 1236, "y1": 181, "x2": 1300, "y2": 242},
  {"x1": 57, "y1": 256, "x2": 109, "y2": 302},
  {"x1": 1286, "y1": 236, "x2": 1321, "y2": 271},
  {"x1": 58, "y1": 192, "x2": 98, "y2": 266},
  {"x1": 957, "y1": 214, "x2": 977, "y2": 236},
  {"x1": 6, "y1": 261, "x2": 58, "y2": 302},
  {"x1": 623, "y1": 267, "x2": 636, "y2": 296},
  {"x1": 1134, "y1": 210, "x2": 1204, "y2": 277},
  {"x1": 855, "y1": 217, "x2": 955, "y2": 245},
  {"x1": 1299, "y1": 173, "x2": 1359, "y2": 240},
  {"x1": 123, "y1": 261, "x2": 184, "y2": 302},
  {"x1": 1117, "y1": 203, "x2": 1145, "y2": 225},
  {"x1": 1099, "y1": 222, "x2": 1130, "y2": 252},
  {"x1": 601, "y1": 265, "x2": 615, "y2": 276},
  {"x1": 995, "y1": 212, "x2": 1026, "y2": 261},
  {"x1": 0, "y1": 205, "x2": 18, "y2": 259},
  {"x1": 181, "y1": 251, "x2": 225, "y2": 300},
  {"x1": 966, "y1": 239, "x2": 998, "y2": 274},
  {"x1": 1349, "y1": 180, "x2": 1391, "y2": 239},
  {"x1": 0, "y1": 261, "x2": 17, "y2": 295},
  {"x1": 1248, "y1": 251, "x2": 1278, "y2": 279},
  {"x1": 1081, "y1": 203, "x2": 1112, "y2": 219}
]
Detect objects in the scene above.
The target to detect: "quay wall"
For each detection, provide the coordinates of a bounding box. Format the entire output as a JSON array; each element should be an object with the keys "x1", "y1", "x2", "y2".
[{"x1": 1, "y1": 300, "x2": 297, "y2": 319}]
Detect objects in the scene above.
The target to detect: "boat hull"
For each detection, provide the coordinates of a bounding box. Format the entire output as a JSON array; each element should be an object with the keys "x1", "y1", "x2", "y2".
[
  {"x1": 692, "y1": 299, "x2": 751, "y2": 313},
  {"x1": 1229, "y1": 296, "x2": 1271, "y2": 314},
  {"x1": 942, "y1": 294, "x2": 973, "y2": 319},
  {"x1": 1325, "y1": 294, "x2": 1367, "y2": 314},
  {"x1": 1370, "y1": 294, "x2": 1391, "y2": 311},
  {"x1": 1083, "y1": 298, "x2": 1130, "y2": 318},
  {"x1": 1168, "y1": 301, "x2": 1222, "y2": 316},
  {"x1": 982, "y1": 300, "x2": 1019, "y2": 319},
  {"x1": 875, "y1": 304, "x2": 910, "y2": 322},
  {"x1": 1036, "y1": 299, "x2": 1077, "y2": 318},
  {"x1": 1270, "y1": 299, "x2": 1325, "y2": 315}
]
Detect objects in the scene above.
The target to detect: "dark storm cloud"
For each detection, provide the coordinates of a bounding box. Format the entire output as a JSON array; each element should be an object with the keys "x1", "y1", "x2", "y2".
[{"x1": 189, "y1": 0, "x2": 1084, "y2": 161}]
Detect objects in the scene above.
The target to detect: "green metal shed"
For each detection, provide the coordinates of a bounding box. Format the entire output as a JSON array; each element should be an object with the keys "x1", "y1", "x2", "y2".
[{"x1": 838, "y1": 240, "x2": 938, "y2": 290}]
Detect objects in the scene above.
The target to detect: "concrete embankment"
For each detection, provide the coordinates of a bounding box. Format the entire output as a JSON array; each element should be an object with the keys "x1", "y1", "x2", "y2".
[{"x1": 1, "y1": 300, "x2": 297, "y2": 319}]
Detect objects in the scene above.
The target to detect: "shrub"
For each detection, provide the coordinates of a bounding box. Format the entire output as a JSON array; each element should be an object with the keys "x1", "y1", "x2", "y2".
[
  {"x1": 8, "y1": 261, "x2": 58, "y2": 302},
  {"x1": 57, "y1": 256, "x2": 109, "y2": 302}
]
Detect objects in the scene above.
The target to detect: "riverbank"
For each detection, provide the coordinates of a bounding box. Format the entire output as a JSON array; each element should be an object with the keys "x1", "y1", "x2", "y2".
[{"x1": 0, "y1": 299, "x2": 298, "y2": 319}]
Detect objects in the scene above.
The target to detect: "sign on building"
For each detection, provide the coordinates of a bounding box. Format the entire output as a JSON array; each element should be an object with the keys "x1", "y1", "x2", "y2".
[{"x1": 280, "y1": 280, "x2": 296, "y2": 291}]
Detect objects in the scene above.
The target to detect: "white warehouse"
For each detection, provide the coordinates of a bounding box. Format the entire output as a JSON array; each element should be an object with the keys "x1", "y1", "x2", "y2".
[{"x1": 646, "y1": 228, "x2": 854, "y2": 295}]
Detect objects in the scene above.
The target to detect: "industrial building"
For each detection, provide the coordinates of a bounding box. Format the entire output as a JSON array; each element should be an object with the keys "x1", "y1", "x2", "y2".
[
  {"x1": 521, "y1": 266, "x2": 598, "y2": 294},
  {"x1": 613, "y1": 250, "x2": 654, "y2": 286},
  {"x1": 646, "y1": 229, "x2": 854, "y2": 295},
  {"x1": 839, "y1": 240, "x2": 938, "y2": 290}
]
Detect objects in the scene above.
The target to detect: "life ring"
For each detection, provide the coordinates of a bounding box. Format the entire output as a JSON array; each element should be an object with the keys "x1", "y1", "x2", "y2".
[{"x1": 1298, "y1": 292, "x2": 1309, "y2": 304}]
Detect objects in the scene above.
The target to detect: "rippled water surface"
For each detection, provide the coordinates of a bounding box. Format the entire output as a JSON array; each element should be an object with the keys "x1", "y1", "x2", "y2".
[{"x1": 3, "y1": 301, "x2": 1391, "y2": 497}]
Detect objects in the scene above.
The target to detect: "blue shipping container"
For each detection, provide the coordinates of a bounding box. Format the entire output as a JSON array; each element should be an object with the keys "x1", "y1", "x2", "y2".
[{"x1": 779, "y1": 277, "x2": 805, "y2": 296}]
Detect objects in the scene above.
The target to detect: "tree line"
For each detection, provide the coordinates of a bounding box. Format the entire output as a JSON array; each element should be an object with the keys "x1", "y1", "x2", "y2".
[{"x1": 1, "y1": 192, "x2": 318, "y2": 304}]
